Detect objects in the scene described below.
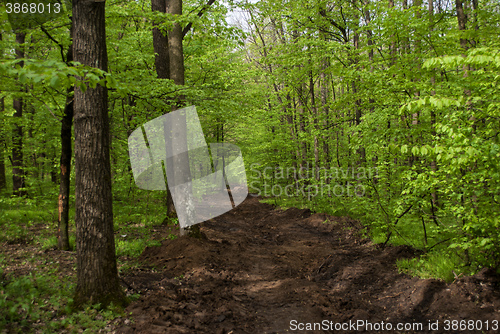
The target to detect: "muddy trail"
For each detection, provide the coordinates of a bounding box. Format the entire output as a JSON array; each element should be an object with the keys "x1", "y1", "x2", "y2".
[{"x1": 116, "y1": 196, "x2": 500, "y2": 334}]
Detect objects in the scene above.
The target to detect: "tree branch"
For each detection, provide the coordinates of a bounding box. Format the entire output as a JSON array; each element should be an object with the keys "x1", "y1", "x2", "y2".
[
  {"x1": 40, "y1": 25, "x2": 67, "y2": 64},
  {"x1": 182, "y1": 0, "x2": 216, "y2": 38}
]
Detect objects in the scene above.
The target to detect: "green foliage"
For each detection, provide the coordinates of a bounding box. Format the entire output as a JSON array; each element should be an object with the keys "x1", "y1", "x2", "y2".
[
  {"x1": 239, "y1": 0, "x2": 500, "y2": 278},
  {"x1": 1, "y1": 0, "x2": 498, "y2": 318},
  {"x1": 116, "y1": 238, "x2": 161, "y2": 258},
  {"x1": 0, "y1": 195, "x2": 57, "y2": 243},
  {"x1": 397, "y1": 251, "x2": 475, "y2": 283},
  {"x1": 0, "y1": 268, "x2": 125, "y2": 333},
  {"x1": 1, "y1": 0, "x2": 70, "y2": 31}
]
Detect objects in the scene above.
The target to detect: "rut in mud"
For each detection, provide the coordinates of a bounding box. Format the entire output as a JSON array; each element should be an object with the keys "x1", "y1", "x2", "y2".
[{"x1": 116, "y1": 196, "x2": 500, "y2": 334}]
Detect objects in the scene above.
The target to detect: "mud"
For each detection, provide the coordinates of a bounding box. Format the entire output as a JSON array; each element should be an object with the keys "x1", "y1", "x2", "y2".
[{"x1": 116, "y1": 196, "x2": 500, "y2": 333}]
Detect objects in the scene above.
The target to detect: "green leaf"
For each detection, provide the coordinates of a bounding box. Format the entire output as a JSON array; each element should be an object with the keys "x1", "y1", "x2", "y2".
[
  {"x1": 50, "y1": 75, "x2": 61, "y2": 88},
  {"x1": 420, "y1": 146, "x2": 428, "y2": 156},
  {"x1": 106, "y1": 75, "x2": 117, "y2": 89}
]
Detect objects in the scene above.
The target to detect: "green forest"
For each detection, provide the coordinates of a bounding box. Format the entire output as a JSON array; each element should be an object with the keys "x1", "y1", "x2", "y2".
[{"x1": 1, "y1": 0, "x2": 499, "y2": 332}]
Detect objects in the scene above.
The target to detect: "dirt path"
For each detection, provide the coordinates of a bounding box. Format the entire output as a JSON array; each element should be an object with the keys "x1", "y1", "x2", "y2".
[{"x1": 116, "y1": 196, "x2": 500, "y2": 334}]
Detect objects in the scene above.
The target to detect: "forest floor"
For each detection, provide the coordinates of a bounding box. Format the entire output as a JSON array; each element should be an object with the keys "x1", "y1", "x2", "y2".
[{"x1": 112, "y1": 196, "x2": 500, "y2": 334}]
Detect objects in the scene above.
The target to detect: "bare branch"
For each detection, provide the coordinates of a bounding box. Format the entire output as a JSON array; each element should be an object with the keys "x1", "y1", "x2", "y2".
[{"x1": 182, "y1": 0, "x2": 216, "y2": 38}]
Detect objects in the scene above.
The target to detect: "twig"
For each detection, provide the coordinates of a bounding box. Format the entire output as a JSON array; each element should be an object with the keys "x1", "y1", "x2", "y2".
[
  {"x1": 163, "y1": 255, "x2": 185, "y2": 262},
  {"x1": 317, "y1": 255, "x2": 332, "y2": 274},
  {"x1": 427, "y1": 237, "x2": 452, "y2": 251},
  {"x1": 40, "y1": 25, "x2": 67, "y2": 64},
  {"x1": 120, "y1": 277, "x2": 140, "y2": 294},
  {"x1": 182, "y1": 0, "x2": 216, "y2": 37}
]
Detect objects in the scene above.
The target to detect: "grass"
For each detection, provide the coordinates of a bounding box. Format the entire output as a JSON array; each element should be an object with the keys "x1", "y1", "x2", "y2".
[
  {"x1": 396, "y1": 251, "x2": 473, "y2": 282},
  {"x1": 0, "y1": 183, "x2": 176, "y2": 333},
  {"x1": 0, "y1": 267, "x2": 128, "y2": 334},
  {"x1": 116, "y1": 238, "x2": 161, "y2": 258}
]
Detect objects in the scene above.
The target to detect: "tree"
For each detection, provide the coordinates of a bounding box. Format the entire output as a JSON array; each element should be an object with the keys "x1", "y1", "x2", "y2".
[
  {"x1": 152, "y1": 0, "x2": 170, "y2": 80},
  {"x1": 57, "y1": 45, "x2": 73, "y2": 251},
  {"x1": 151, "y1": 0, "x2": 176, "y2": 217},
  {"x1": 151, "y1": 0, "x2": 215, "y2": 237},
  {"x1": 0, "y1": 33, "x2": 6, "y2": 190},
  {"x1": 12, "y1": 32, "x2": 26, "y2": 196},
  {"x1": 72, "y1": 0, "x2": 127, "y2": 308},
  {"x1": 167, "y1": 0, "x2": 198, "y2": 237}
]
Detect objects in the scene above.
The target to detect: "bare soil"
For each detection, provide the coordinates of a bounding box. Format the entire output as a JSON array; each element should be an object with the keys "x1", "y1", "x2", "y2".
[{"x1": 114, "y1": 196, "x2": 500, "y2": 334}]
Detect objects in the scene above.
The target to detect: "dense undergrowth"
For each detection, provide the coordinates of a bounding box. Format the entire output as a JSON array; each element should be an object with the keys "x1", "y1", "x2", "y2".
[
  {"x1": 0, "y1": 182, "x2": 167, "y2": 333},
  {"x1": 260, "y1": 190, "x2": 490, "y2": 283}
]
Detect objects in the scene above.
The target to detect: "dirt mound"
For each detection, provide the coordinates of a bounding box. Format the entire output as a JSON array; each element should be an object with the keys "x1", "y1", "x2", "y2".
[
  {"x1": 139, "y1": 236, "x2": 211, "y2": 275},
  {"x1": 116, "y1": 196, "x2": 500, "y2": 334}
]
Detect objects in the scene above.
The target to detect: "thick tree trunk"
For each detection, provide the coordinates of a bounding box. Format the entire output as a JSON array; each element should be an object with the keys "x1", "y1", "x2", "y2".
[
  {"x1": 13, "y1": 32, "x2": 26, "y2": 196},
  {"x1": 72, "y1": 0, "x2": 127, "y2": 308}
]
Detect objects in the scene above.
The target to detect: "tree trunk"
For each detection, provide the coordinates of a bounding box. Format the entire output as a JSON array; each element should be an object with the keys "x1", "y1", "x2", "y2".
[
  {"x1": 0, "y1": 96, "x2": 5, "y2": 190},
  {"x1": 72, "y1": 0, "x2": 127, "y2": 308},
  {"x1": 351, "y1": 8, "x2": 365, "y2": 165},
  {"x1": 13, "y1": 32, "x2": 26, "y2": 197},
  {"x1": 455, "y1": 0, "x2": 468, "y2": 51},
  {"x1": 168, "y1": 0, "x2": 200, "y2": 237},
  {"x1": 388, "y1": 0, "x2": 396, "y2": 66},
  {"x1": 58, "y1": 41, "x2": 74, "y2": 251},
  {"x1": 310, "y1": 70, "x2": 319, "y2": 179},
  {"x1": 429, "y1": 0, "x2": 439, "y2": 209},
  {"x1": 152, "y1": 0, "x2": 170, "y2": 79},
  {"x1": 168, "y1": 0, "x2": 185, "y2": 88},
  {"x1": 0, "y1": 97, "x2": 5, "y2": 190},
  {"x1": 319, "y1": 59, "x2": 330, "y2": 173},
  {"x1": 0, "y1": 33, "x2": 4, "y2": 189},
  {"x1": 151, "y1": 0, "x2": 176, "y2": 217}
]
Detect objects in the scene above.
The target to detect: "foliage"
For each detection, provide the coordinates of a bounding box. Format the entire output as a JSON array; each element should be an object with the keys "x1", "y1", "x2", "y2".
[
  {"x1": 0, "y1": 268, "x2": 125, "y2": 333},
  {"x1": 1, "y1": 2, "x2": 500, "y2": 332},
  {"x1": 239, "y1": 0, "x2": 500, "y2": 277}
]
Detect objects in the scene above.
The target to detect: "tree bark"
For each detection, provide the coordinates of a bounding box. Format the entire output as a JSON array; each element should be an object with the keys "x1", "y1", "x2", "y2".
[
  {"x1": 58, "y1": 41, "x2": 74, "y2": 251},
  {"x1": 310, "y1": 70, "x2": 319, "y2": 179},
  {"x1": 455, "y1": 0, "x2": 468, "y2": 51},
  {"x1": 72, "y1": 0, "x2": 127, "y2": 308},
  {"x1": 152, "y1": 0, "x2": 170, "y2": 79},
  {"x1": 429, "y1": 0, "x2": 439, "y2": 209},
  {"x1": 320, "y1": 70, "x2": 329, "y2": 171},
  {"x1": 151, "y1": 0, "x2": 176, "y2": 217},
  {"x1": 0, "y1": 33, "x2": 5, "y2": 190},
  {"x1": 168, "y1": 0, "x2": 200, "y2": 237},
  {"x1": 351, "y1": 7, "x2": 365, "y2": 165},
  {"x1": 168, "y1": 0, "x2": 185, "y2": 88},
  {"x1": 0, "y1": 96, "x2": 5, "y2": 190},
  {"x1": 13, "y1": 32, "x2": 26, "y2": 196},
  {"x1": 388, "y1": 0, "x2": 396, "y2": 66}
]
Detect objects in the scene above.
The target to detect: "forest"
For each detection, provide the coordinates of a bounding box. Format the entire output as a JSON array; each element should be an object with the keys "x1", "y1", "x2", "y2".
[{"x1": 1, "y1": 0, "x2": 499, "y2": 332}]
